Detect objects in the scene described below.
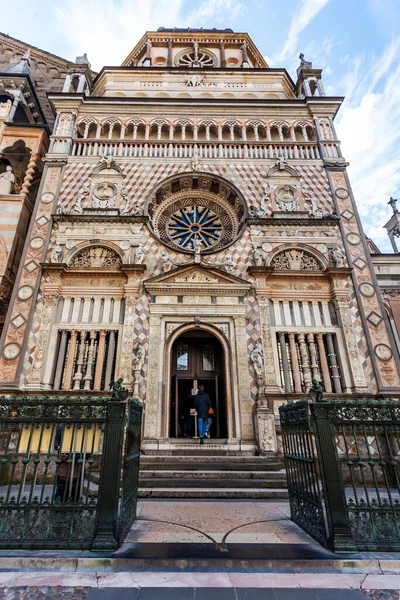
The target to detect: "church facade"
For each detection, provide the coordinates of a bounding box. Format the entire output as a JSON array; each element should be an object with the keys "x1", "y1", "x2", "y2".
[{"x1": 0, "y1": 28, "x2": 399, "y2": 455}]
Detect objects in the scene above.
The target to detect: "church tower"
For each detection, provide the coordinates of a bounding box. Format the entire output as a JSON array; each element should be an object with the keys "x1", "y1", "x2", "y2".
[{"x1": 0, "y1": 28, "x2": 399, "y2": 458}]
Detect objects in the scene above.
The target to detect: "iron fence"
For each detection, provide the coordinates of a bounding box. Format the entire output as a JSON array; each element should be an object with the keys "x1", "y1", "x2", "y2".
[
  {"x1": 0, "y1": 395, "x2": 142, "y2": 550},
  {"x1": 279, "y1": 398, "x2": 400, "y2": 552}
]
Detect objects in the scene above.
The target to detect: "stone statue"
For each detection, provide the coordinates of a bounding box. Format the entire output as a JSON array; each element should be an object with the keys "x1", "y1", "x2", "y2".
[
  {"x1": 309, "y1": 379, "x2": 324, "y2": 402},
  {"x1": 252, "y1": 247, "x2": 263, "y2": 266},
  {"x1": 162, "y1": 252, "x2": 174, "y2": 272},
  {"x1": 275, "y1": 153, "x2": 288, "y2": 171},
  {"x1": 133, "y1": 344, "x2": 145, "y2": 368},
  {"x1": 73, "y1": 184, "x2": 89, "y2": 214},
  {"x1": 224, "y1": 255, "x2": 235, "y2": 274},
  {"x1": 388, "y1": 197, "x2": 399, "y2": 215},
  {"x1": 251, "y1": 343, "x2": 264, "y2": 377},
  {"x1": 329, "y1": 245, "x2": 346, "y2": 267},
  {"x1": 119, "y1": 189, "x2": 132, "y2": 215},
  {"x1": 310, "y1": 197, "x2": 323, "y2": 218},
  {"x1": 193, "y1": 238, "x2": 202, "y2": 263},
  {"x1": 191, "y1": 148, "x2": 200, "y2": 171},
  {"x1": 51, "y1": 245, "x2": 62, "y2": 263},
  {"x1": 0, "y1": 166, "x2": 15, "y2": 195},
  {"x1": 111, "y1": 377, "x2": 128, "y2": 400},
  {"x1": 134, "y1": 244, "x2": 145, "y2": 264}
]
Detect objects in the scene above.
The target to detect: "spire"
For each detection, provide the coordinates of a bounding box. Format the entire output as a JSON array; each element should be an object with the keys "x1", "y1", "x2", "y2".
[
  {"x1": 295, "y1": 52, "x2": 325, "y2": 98},
  {"x1": 384, "y1": 196, "x2": 400, "y2": 252}
]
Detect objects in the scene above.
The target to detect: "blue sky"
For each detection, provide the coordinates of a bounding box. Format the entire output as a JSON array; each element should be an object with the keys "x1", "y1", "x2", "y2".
[{"x1": 2, "y1": 0, "x2": 400, "y2": 251}]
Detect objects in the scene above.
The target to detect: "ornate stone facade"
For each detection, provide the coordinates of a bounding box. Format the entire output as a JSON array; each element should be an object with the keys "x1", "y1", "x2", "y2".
[{"x1": 0, "y1": 28, "x2": 399, "y2": 456}]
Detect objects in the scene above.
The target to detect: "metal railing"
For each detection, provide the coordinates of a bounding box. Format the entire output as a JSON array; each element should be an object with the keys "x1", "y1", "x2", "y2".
[
  {"x1": 279, "y1": 398, "x2": 400, "y2": 552},
  {"x1": 0, "y1": 395, "x2": 142, "y2": 550}
]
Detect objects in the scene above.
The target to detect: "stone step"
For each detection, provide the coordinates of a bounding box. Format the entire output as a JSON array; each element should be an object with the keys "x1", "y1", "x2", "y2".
[
  {"x1": 138, "y1": 487, "x2": 289, "y2": 499},
  {"x1": 141, "y1": 469, "x2": 287, "y2": 480},
  {"x1": 139, "y1": 477, "x2": 288, "y2": 489},
  {"x1": 141, "y1": 459, "x2": 284, "y2": 472}
]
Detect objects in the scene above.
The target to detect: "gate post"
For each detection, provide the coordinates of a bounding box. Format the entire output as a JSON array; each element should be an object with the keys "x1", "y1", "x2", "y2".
[
  {"x1": 92, "y1": 400, "x2": 126, "y2": 550},
  {"x1": 311, "y1": 403, "x2": 358, "y2": 553}
]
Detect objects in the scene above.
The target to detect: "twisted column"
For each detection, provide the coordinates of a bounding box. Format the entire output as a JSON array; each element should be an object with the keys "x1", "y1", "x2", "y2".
[
  {"x1": 94, "y1": 329, "x2": 107, "y2": 391},
  {"x1": 307, "y1": 333, "x2": 320, "y2": 380},
  {"x1": 73, "y1": 331, "x2": 87, "y2": 390},
  {"x1": 298, "y1": 333, "x2": 312, "y2": 388},
  {"x1": 21, "y1": 153, "x2": 39, "y2": 196},
  {"x1": 62, "y1": 330, "x2": 78, "y2": 390},
  {"x1": 278, "y1": 332, "x2": 292, "y2": 392},
  {"x1": 83, "y1": 331, "x2": 97, "y2": 391},
  {"x1": 326, "y1": 333, "x2": 342, "y2": 393},
  {"x1": 53, "y1": 330, "x2": 68, "y2": 391}
]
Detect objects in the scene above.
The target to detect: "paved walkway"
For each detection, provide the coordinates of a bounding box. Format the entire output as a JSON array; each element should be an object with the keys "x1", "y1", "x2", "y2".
[{"x1": 0, "y1": 501, "x2": 398, "y2": 596}]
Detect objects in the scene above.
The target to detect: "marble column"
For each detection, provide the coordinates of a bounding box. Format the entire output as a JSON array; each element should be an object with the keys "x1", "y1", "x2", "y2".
[
  {"x1": 325, "y1": 333, "x2": 342, "y2": 393},
  {"x1": 104, "y1": 330, "x2": 116, "y2": 391},
  {"x1": 21, "y1": 153, "x2": 39, "y2": 196},
  {"x1": 167, "y1": 41, "x2": 173, "y2": 67},
  {"x1": 77, "y1": 74, "x2": 86, "y2": 93},
  {"x1": 288, "y1": 332, "x2": 302, "y2": 393},
  {"x1": 298, "y1": 333, "x2": 312, "y2": 389},
  {"x1": 62, "y1": 329, "x2": 78, "y2": 390},
  {"x1": 96, "y1": 123, "x2": 101, "y2": 138},
  {"x1": 83, "y1": 331, "x2": 97, "y2": 391},
  {"x1": 316, "y1": 333, "x2": 332, "y2": 393},
  {"x1": 94, "y1": 329, "x2": 107, "y2": 391},
  {"x1": 307, "y1": 333, "x2": 320, "y2": 381},
  {"x1": 73, "y1": 331, "x2": 87, "y2": 390},
  {"x1": 278, "y1": 332, "x2": 292, "y2": 392},
  {"x1": 53, "y1": 330, "x2": 68, "y2": 391}
]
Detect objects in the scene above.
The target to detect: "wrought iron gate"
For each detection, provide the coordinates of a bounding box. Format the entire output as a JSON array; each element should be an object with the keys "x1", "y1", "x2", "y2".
[
  {"x1": 280, "y1": 398, "x2": 400, "y2": 552},
  {"x1": 279, "y1": 399, "x2": 328, "y2": 547},
  {"x1": 0, "y1": 395, "x2": 142, "y2": 550}
]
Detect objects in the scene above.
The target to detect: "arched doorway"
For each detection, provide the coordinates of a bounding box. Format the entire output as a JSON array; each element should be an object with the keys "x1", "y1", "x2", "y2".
[{"x1": 169, "y1": 329, "x2": 228, "y2": 439}]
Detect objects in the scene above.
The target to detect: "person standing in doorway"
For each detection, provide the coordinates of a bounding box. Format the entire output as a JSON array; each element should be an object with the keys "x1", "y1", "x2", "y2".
[{"x1": 194, "y1": 384, "x2": 211, "y2": 445}]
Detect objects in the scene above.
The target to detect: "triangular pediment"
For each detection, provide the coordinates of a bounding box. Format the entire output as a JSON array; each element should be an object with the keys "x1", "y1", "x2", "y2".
[{"x1": 144, "y1": 262, "x2": 251, "y2": 296}]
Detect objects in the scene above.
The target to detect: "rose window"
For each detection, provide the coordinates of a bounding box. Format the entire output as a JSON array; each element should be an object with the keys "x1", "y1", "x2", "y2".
[
  {"x1": 147, "y1": 174, "x2": 247, "y2": 254},
  {"x1": 177, "y1": 51, "x2": 215, "y2": 68}
]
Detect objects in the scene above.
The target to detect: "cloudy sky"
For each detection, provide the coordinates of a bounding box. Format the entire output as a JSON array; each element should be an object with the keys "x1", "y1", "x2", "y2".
[{"x1": 2, "y1": 0, "x2": 400, "y2": 251}]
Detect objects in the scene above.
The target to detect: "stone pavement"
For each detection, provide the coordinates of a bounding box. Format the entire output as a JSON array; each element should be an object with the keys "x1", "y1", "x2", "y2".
[{"x1": 0, "y1": 501, "x2": 398, "y2": 597}]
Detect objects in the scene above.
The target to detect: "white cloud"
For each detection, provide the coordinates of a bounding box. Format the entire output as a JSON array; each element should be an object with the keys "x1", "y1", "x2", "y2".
[
  {"x1": 274, "y1": 0, "x2": 330, "y2": 64},
  {"x1": 335, "y1": 39, "x2": 400, "y2": 251},
  {"x1": 51, "y1": 0, "x2": 186, "y2": 70},
  {"x1": 50, "y1": 0, "x2": 245, "y2": 71}
]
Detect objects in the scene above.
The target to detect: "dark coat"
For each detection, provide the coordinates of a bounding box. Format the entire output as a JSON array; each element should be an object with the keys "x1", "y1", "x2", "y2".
[{"x1": 194, "y1": 392, "x2": 211, "y2": 419}]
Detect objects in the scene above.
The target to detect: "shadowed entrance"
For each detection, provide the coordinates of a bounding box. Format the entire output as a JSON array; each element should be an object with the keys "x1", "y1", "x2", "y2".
[{"x1": 170, "y1": 330, "x2": 227, "y2": 439}]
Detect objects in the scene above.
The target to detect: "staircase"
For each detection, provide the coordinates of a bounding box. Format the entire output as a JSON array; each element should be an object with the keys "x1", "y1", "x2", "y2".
[{"x1": 138, "y1": 450, "x2": 288, "y2": 499}]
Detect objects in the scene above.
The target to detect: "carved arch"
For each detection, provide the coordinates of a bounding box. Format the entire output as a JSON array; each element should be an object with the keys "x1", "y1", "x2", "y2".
[
  {"x1": 65, "y1": 241, "x2": 126, "y2": 268},
  {"x1": 267, "y1": 244, "x2": 328, "y2": 271}
]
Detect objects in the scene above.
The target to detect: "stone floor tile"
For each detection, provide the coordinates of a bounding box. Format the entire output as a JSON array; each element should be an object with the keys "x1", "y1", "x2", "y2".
[
  {"x1": 362, "y1": 576, "x2": 400, "y2": 590},
  {"x1": 195, "y1": 588, "x2": 236, "y2": 600},
  {"x1": 228, "y1": 574, "x2": 300, "y2": 588},
  {"x1": 235, "y1": 589, "x2": 278, "y2": 600},
  {"x1": 137, "y1": 588, "x2": 194, "y2": 600},
  {"x1": 131, "y1": 573, "x2": 232, "y2": 588},
  {"x1": 296, "y1": 574, "x2": 364, "y2": 588},
  {"x1": 313, "y1": 589, "x2": 367, "y2": 600},
  {"x1": 273, "y1": 590, "x2": 317, "y2": 600},
  {"x1": 0, "y1": 574, "x2": 97, "y2": 587},
  {"x1": 97, "y1": 574, "x2": 139, "y2": 588},
  {"x1": 86, "y1": 588, "x2": 139, "y2": 600}
]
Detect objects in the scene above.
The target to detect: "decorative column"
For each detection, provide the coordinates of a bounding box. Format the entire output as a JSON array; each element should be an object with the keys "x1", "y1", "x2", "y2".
[
  {"x1": 325, "y1": 333, "x2": 342, "y2": 393},
  {"x1": 298, "y1": 333, "x2": 312, "y2": 389},
  {"x1": 77, "y1": 74, "x2": 86, "y2": 93},
  {"x1": 241, "y1": 125, "x2": 247, "y2": 141},
  {"x1": 233, "y1": 316, "x2": 253, "y2": 440},
  {"x1": 241, "y1": 41, "x2": 249, "y2": 67},
  {"x1": 193, "y1": 125, "x2": 198, "y2": 141},
  {"x1": 83, "y1": 330, "x2": 97, "y2": 391},
  {"x1": 142, "y1": 39, "x2": 152, "y2": 66},
  {"x1": 145, "y1": 124, "x2": 150, "y2": 140},
  {"x1": 316, "y1": 333, "x2": 332, "y2": 393},
  {"x1": 278, "y1": 332, "x2": 292, "y2": 392},
  {"x1": 94, "y1": 329, "x2": 107, "y2": 391},
  {"x1": 217, "y1": 123, "x2": 222, "y2": 141},
  {"x1": 167, "y1": 41, "x2": 173, "y2": 67},
  {"x1": 220, "y1": 42, "x2": 226, "y2": 67},
  {"x1": 62, "y1": 74, "x2": 72, "y2": 92},
  {"x1": 307, "y1": 333, "x2": 320, "y2": 380},
  {"x1": 53, "y1": 330, "x2": 68, "y2": 391},
  {"x1": 169, "y1": 124, "x2": 174, "y2": 140},
  {"x1": 63, "y1": 329, "x2": 78, "y2": 390},
  {"x1": 288, "y1": 332, "x2": 302, "y2": 393},
  {"x1": 73, "y1": 331, "x2": 87, "y2": 390},
  {"x1": 96, "y1": 123, "x2": 101, "y2": 138},
  {"x1": 21, "y1": 153, "x2": 39, "y2": 196},
  {"x1": 104, "y1": 330, "x2": 116, "y2": 391}
]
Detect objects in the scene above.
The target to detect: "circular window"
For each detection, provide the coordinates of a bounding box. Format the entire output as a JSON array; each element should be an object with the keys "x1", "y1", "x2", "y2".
[
  {"x1": 175, "y1": 48, "x2": 217, "y2": 68},
  {"x1": 147, "y1": 173, "x2": 247, "y2": 254}
]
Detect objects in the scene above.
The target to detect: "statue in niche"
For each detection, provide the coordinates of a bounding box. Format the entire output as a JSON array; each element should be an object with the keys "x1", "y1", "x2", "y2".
[
  {"x1": 120, "y1": 188, "x2": 132, "y2": 215},
  {"x1": 134, "y1": 244, "x2": 145, "y2": 264},
  {"x1": 0, "y1": 166, "x2": 15, "y2": 195},
  {"x1": 252, "y1": 247, "x2": 263, "y2": 266},
  {"x1": 275, "y1": 153, "x2": 288, "y2": 170},
  {"x1": 329, "y1": 245, "x2": 346, "y2": 267},
  {"x1": 73, "y1": 184, "x2": 90, "y2": 214},
  {"x1": 51, "y1": 245, "x2": 62, "y2": 263},
  {"x1": 93, "y1": 182, "x2": 116, "y2": 209},
  {"x1": 276, "y1": 185, "x2": 299, "y2": 212},
  {"x1": 191, "y1": 148, "x2": 200, "y2": 171},
  {"x1": 251, "y1": 343, "x2": 264, "y2": 377},
  {"x1": 310, "y1": 197, "x2": 323, "y2": 218},
  {"x1": 133, "y1": 344, "x2": 145, "y2": 369},
  {"x1": 224, "y1": 255, "x2": 235, "y2": 274}
]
